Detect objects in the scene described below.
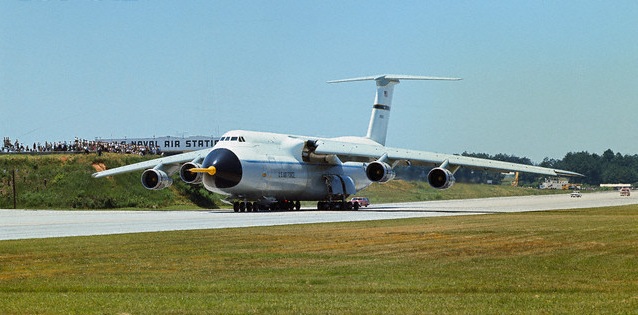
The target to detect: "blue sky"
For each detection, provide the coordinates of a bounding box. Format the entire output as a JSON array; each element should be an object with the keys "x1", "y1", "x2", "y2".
[{"x1": 1, "y1": 1, "x2": 637, "y2": 162}]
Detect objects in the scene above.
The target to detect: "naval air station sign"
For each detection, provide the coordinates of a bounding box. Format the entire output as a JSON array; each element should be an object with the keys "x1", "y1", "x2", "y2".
[{"x1": 98, "y1": 136, "x2": 219, "y2": 153}]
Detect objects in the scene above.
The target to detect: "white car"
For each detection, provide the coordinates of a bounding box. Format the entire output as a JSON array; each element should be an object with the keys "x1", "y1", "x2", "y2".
[{"x1": 570, "y1": 191, "x2": 582, "y2": 198}]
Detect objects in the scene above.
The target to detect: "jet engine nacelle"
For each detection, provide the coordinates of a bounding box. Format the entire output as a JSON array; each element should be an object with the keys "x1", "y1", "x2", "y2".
[
  {"x1": 179, "y1": 162, "x2": 203, "y2": 184},
  {"x1": 141, "y1": 169, "x2": 173, "y2": 190},
  {"x1": 427, "y1": 167, "x2": 455, "y2": 189},
  {"x1": 366, "y1": 161, "x2": 396, "y2": 183}
]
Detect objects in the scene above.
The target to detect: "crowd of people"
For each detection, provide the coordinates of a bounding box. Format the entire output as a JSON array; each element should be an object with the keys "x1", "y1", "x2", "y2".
[{"x1": 2, "y1": 137, "x2": 162, "y2": 156}]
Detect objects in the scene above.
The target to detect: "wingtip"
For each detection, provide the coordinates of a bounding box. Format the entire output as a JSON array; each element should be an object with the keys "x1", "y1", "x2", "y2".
[
  {"x1": 92, "y1": 172, "x2": 109, "y2": 179},
  {"x1": 555, "y1": 170, "x2": 585, "y2": 177}
]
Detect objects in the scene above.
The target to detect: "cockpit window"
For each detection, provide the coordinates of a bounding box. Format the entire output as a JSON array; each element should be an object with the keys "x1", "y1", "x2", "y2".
[
  {"x1": 220, "y1": 136, "x2": 246, "y2": 142},
  {"x1": 219, "y1": 136, "x2": 246, "y2": 142}
]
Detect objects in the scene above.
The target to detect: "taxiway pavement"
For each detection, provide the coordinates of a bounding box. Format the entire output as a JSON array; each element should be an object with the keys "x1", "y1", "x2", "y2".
[{"x1": 1, "y1": 191, "x2": 636, "y2": 241}]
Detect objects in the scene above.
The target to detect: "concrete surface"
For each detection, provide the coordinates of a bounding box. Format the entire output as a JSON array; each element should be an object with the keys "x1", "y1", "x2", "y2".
[{"x1": 1, "y1": 191, "x2": 635, "y2": 241}]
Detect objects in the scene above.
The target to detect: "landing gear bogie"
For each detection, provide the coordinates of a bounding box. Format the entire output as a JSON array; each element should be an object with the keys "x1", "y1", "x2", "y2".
[
  {"x1": 316, "y1": 201, "x2": 359, "y2": 211},
  {"x1": 234, "y1": 201, "x2": 258, "y2": 212},
  {"x1": 233, "y1": 200, "x2": 301, "y2": 212}
]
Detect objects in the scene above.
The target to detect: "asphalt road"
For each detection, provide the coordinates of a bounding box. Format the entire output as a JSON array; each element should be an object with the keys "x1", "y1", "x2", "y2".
[{"x1": 1, "y1": 191, "x2": 636, "y2": 241}]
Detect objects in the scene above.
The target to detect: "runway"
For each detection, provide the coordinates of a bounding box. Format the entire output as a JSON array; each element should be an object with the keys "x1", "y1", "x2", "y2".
[{"x1": 1, "y1": 191, "x2": 636, "y2": 241}]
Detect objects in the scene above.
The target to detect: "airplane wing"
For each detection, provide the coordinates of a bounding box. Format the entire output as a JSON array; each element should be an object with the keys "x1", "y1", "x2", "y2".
[
  {"x1": 312, "y1": 139, "x2": 583, "y2": 177},
  {"x1": 92, "y1": 149, "x2": 213, "y2": 178}
]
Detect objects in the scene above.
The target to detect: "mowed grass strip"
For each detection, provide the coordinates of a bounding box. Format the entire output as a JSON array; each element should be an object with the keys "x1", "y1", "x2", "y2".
[{"x1": 1, "y1": 206, "x2": 637, "y2": 314}]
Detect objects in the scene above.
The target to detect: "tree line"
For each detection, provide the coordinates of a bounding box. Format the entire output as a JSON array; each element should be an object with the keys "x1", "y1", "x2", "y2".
[
  {"x1": 396, "y1": 149, "x2": 638, "y2": 187},
  {"x1": 539, "y1": 149, "x2": 638, "y2": 186}
]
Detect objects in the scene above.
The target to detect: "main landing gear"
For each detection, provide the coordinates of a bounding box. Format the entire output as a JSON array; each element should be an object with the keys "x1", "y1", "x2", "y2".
[
  {"x1": 316, "y1": 201, "x2": 359, "y2": 211},
  {"x1": 232, "y1": 200, "x2": 360, "y2": 212},
  {"x1": 233, "y1": 200, "x2": 301, "y2": 212}
]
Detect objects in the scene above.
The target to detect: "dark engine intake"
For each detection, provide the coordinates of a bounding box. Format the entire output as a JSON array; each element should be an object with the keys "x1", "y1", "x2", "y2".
[
  {"x1": 427, "y1": 167, "x2": 455, "y2": 189},
  {"x1": 179, "y1": 162, "x2": 203, "y2": 184},
  {"x1": 141, "y1": 169, "x2": 173, "y2": 190},
  {"x1": 366, "y1": 161, "x2": 396, "y2": 183}
]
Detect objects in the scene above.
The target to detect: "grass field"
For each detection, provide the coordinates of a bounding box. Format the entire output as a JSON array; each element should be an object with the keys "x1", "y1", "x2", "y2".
[{"x1": 1, "y1": 205, "x2": 637, "y2": 314}]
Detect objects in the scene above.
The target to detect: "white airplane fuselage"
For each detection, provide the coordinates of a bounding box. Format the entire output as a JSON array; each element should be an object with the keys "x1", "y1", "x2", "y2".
[{"x1": 202, "y1": 130, "x2": 373, "y2": 201}]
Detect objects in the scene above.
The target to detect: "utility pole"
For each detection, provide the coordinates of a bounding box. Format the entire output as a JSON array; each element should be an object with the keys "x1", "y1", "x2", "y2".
[{"x1": 12, "y1": 169, "x2": 17, "y2": 209}]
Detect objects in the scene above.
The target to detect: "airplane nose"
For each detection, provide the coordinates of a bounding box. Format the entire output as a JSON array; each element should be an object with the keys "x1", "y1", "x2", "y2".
[{"x1": 202, "y1": 148, "x2": 242, "y2": 188}]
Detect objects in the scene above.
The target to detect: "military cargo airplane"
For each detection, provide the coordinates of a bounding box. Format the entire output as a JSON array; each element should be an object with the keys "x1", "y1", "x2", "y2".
[{"x1": 93, "y1": 75, "x2": 582, "y2": 211}]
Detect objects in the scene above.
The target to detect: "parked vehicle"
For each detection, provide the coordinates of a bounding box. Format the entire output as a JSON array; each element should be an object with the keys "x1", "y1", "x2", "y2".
[{"x1": 350, "y1": 197, "x2": 370, "y2": 207}]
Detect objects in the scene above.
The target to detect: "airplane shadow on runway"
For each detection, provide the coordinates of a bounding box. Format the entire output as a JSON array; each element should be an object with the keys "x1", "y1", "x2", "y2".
[
  {"x1": 360, "y1": 207, "x2": 500, "y2": 214},
  {"x1": 208, "y1": 207, "x2": 500, "y2": 214}
]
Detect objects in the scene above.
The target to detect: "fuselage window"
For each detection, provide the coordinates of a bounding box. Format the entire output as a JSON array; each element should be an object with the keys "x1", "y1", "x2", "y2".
[
  {"x1": 230, "y1": 137, "x2": 238, "y2": 141},
  {"x1": 239, "y1": 137, "x2": 245, "y2": 142}
]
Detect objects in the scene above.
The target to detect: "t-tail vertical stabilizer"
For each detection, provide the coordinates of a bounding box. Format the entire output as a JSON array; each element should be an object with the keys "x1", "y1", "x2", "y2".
[{"x1": 328, "y1": 75, "x2": 461, "y2": 145}]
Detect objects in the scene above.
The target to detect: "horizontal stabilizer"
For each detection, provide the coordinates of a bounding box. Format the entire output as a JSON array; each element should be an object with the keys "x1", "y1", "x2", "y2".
[{"x1": 327, "y1": 74, "x2": 461, "y2": 84}]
